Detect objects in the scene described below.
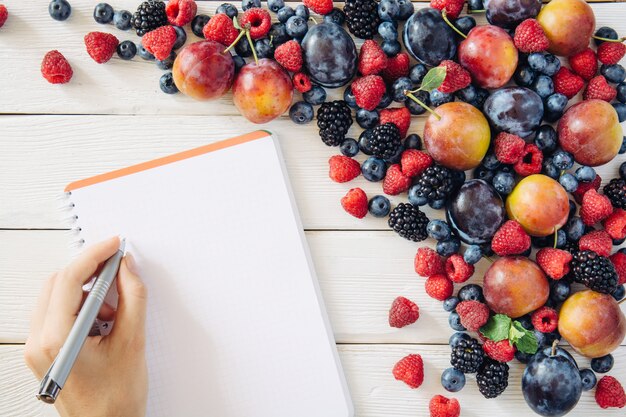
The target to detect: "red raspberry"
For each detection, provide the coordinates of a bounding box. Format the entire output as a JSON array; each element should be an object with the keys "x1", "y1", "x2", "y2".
[
  {"x1": 274, "y1": 40, "x2": 303, "y2": 72},
  {"x1": 351, "y1": 75, "x2": 386, "y2": 111},
  {"x1": 536, "y1": 248, "x2": 572, "y2": 280},
  {"x1": 491, "y1": 220, "x2": 531, "y2": 256},
  {"x1": 573, "y1": 174, "x2": 602, "y2": 204},
  {"x1": 553, "y1": 67, "x2": 585, "y2": 99},
  {"x1": 203, "y1": 13, "x2": 239, "y2": 46},
  {"x1": 598, "y1": 41, "x2": 626, "y2": 65},
  {"x1": 41, "y1": 50, "x2": 73, "y2": 84},
  {"x1": 166, "y1": 0, "x2": 197, "y2": 27},
  {"x1": 84, "y1": 32, "x2": 119, "y2": 64},
  {"x1": 578, "y1": 230, "x2": 613, "y2": 257},
  {"x1": 389, "y1": 296, "x2": 420, "y2": 328},
  {"x1": 438, "y1": 60, "x2": 471, "y2": 94},
  {"x1": 379, "y1": 107, "x2": 411, "y2": 138},
  {"x1": 293, "y1": 72, "x2": 312, "y2": 93},
  {"x1": 584, "y1": 75, "x2": 617, "y2": 102},
  {"x1": 0, "y1": 4, "x2": 7, "y2": 28},
  {"x1": 414, "y1": 247, "x2": 445, "y2": 277},
  {"x1": 401, "y1": 149, "x2": 433, "y2": 178},
  {"x1": 240, "y1": 8, "x2": 271, "y2": 40},
  {"x1": 609, "y1": 251, "x2": 626, "y2": 285},
  {"x1": 341, "y1": 188, "x2": 368, "y2": 219},
  {"x1": 430, "y1": 0, "x2": 465, "y2": 19},
  {"x1": 429, "y1": 395, "x2": 461, "y2": 417},
  {"x1": 531, "y1": 306, "x2": 558, "y2": 333},
  {"x1": 595, "y1": 376, "x2": 626, "y2": 409},
  {"x1": 514, "y1": 19, "x2": 549, "y2": 53},
  {"x1": 425, "y1": 274, "x2": 454, "y2": 301},
  {"x1": 456, "y1": 300, "x2": 489, "y2": 332},
  {"x1": 383, "y1": 164, "x2": 411, "y2": 195},
  {"x1": 142, "y1": 25, "x2": 177, "y2": 60},
  {"x1": 581, "y1": 189, "x2": 614, "y2": 226},
  {"x1": 445, "y1": 254, "x2": 474, "y2": 283},
  {"x1": 358, "y1": 40, "x2": 388, "y2": 76},
  {"x1": 393, "y1": 354, "x2": 424, "y2": 389},
  {"x1": 513, "y1": 143, "x2": 543, "y2": 177},
  {"x1": 603, "y1": 208, "x2": 626, "y2": 240},
  {"x1": 328, "y1": 155, "x2": 360, "y2": 183},
  {"x1": 303, "y1": 0, "x2": 333, "y2": 15},
  {"x1": 483, "y1": 339, "x2": 516, "y2": 363},
  {"x1": 569, "y1": 48, "x2": 598, "y2": 81},
  {"x1": 382, "y1": 52, "x2": 410, "y2": 83},
  {"x1": 494, "y1": 132, "x2": 525, "y2": 164}
]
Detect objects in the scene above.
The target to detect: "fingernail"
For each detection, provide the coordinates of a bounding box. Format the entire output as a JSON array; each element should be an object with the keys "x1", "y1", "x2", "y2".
[{"x1": 125, "y1": 252, "x2": 138, "y2": 275}]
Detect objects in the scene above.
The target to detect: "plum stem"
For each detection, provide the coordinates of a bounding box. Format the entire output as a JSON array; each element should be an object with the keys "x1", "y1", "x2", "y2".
[
  {"x1": 222, "y1": 29, "x2": 247, "y2": 54},
  {"x1": 245, "y1": 28, "x2": 259, "y2": 65},
  {"x1": 309, "y1": 16, "x2": 318, "y2": 24},
  {"x1": 618, "y1": 297, "x2": 625, "y2": 306},
  {"x1": 441, "y1": 10, "x2": 467, "y2": 40},
  {"x1": 406, "y1": 92, "x2": 441, "y2": 120},
  {"x1": 468, "y1": 9, "x2": 486, "y2": 14},
  {"x1": 592, "y1": 35, "x2": 626, "y2": 43},
  {"x1": 553, "y1": 227, "x2": 558, "y2": 249},
  {"x1": 551, "y1": 339, "x2": 558, "y2": 356},
  {"x1": 483, "y1": 256, "x2": 495, "y2": 264}
]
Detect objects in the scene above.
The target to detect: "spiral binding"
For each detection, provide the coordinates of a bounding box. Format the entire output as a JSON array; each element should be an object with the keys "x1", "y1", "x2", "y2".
[{"x1": 59, "y1": 192, "x2": 85, "y2": 249}]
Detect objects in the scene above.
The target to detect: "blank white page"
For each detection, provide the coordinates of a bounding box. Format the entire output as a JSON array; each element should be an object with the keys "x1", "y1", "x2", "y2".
[{"x1": 65, "y1": 131, "x2": 353, "y2": 417}]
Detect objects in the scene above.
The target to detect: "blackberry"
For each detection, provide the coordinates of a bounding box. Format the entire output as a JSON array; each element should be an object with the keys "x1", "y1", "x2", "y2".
[
  {"x1": 571, "y1": 250, "x2": 619, "y2": 294},
  {"x1": 450, "y1": 336, "x2": 484, "y2": 373},
  {"x1": 369, "y1": 123, "x2": 402, "y2": 160},
  {"x1": 411, "y1": 165, "x2": 455, "y2": 203},
  {"x1": 316, "y1": 101, "x2": 353, "y2": 146},
  {"x1": 603, "y1": 178, "x2": 626, "y2": 210},
  {"x1": 344, "y1": 0, "x2": 380, "y2": 40},
  {"x1": 476, "y1": 358, "x2": 509, "y2": 399},
  {"x1": 132, "y1": 0, "x2": 167, "y2": 36},
  {"x1": 388, "y1": 203, "x2": 429, "y2": 242}
]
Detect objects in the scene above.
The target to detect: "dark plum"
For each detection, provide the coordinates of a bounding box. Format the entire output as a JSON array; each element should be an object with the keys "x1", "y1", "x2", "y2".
[
  {"x1": 483, "y1": 87, "x2": 544, "y2": 138},
  {"x1": 403, "y1": 8, "x2": 457, "y2": 66},
  {"x1": 484, "y1": 0, "x2": 542, "y2": 28}
]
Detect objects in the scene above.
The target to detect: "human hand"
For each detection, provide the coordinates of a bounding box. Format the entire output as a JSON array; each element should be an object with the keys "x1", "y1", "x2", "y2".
[{"x1": 25, "y1": 237, "x2": 148, "y2": 417}]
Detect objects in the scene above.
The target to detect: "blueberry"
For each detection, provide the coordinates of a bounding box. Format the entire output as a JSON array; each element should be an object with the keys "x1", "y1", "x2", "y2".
[
  {"x1": 575, "y1": 166, "x2": 596, "y2": 182},
  {"x1": 116, "y1": 40, "x2": 137, "y2": 60},
  {"x1": 565, "y1": 216, "x2": 585, "y2": 242},
  {"x1": 531, "y1": 74, "x2": 554, "y2": 99},
  {"x1": 235, "y1": 38, "x2": 253, "y2": 58},
  {"x1": 93, "y1": 3, "x2": 114, "y2": 24},
  {"x1": 409, "y1": 64, "x2": 428, "y2": 84},
  {"x1": 441, "y1": 367, "x2": 466, "y2": 392},
  {"x1": 468, "y1": 0, "x2": 484, "y2": 11},
  {"x1": 378, "y1": 0, "x2": 400, "y2": 21},
  {"x1": 601, "y1": 64, "x2": 626, "y2": 84},
  {"x1": 359, "y1": 130, "x2": 375, "y2": 155},
  {"x1": 378, "y1": 21, "x2": 398, "y2": 41},
  {"x1": 255, "y1": 38, "x2": 274, "y2": 59},
  {"x1": 405, "y1": 90, "x2": 429, "y2": 115},
  {"x1": 159, "y1": 72, "x2": 178, "y2": 94},
  {"x1": 269, "y1": 23, "x2": 290, "y2": 46},
  {"x1": 481, "y1": 153, "x2": 500, "y2": 171},
  {"x1": 617, "y1": 83, "x2": 626, "y2": 103},
  {"x1": 217, "y1": 3, "x2": 238, "y2": 18},
  {"x1": 49, "y1": 0, "x2": 72, "y2": 21},
  {"x1": 391, "y1": 77, "x2": 413, "y2": 102},
  {"x1": 385, "y1": 145, "x2": 404, "y2": 164},
  {"x1": 613, "y1": 103, "x2": 626, "y2": 123},
  {"x1": 449, "y1": 331, "x2": 470, "y2": 347},
  {"x1": 427, "y1": 220, "x2": 452, "y2": 241},
  {"x1": 324, "y1": 8, "x2": 345, "y2": 25},
  {"x1": 514, "y1": 64, "x2": 537, "y2": 87},
  {"x1": 138, "y1": 45, "x2": 155, "y2": 60},
  {"x1": 378, "y1": 92, "x2": 393, "y2": 109},
  {"x1": 443, "y1": 296, "x2": 460, "y2": 312},
  {"x1": 191, "y1": 15, "x2": 210, "y2": 38},
  {"x1": 550, "y1": 280, "x2": 571, "y2": 304},
  {"x1": 356, "y1": 108, "x2": 379, "y2": 129},
  {"x1": 473, "y1": 165, "x2": 494, "y2": 183},
  {"x1": 463, "y1": 245, "x2": 482, "y2": 265},
  {"x1": 472, "y1": 87, "x2": 489, "y2": 110},
  {"x1": 368, "y1": 195, "x2": 391, "y2": 217},
  {"x1": 343, "y1": 87, "x2": 358, "y2": 109},
  {"x1": 544, "y1": 93, "x2": 568, "y2": 122},
  {"x1": 528, "y1": 53, "x2": 547, "y2": 73},
  {"x1": 455, "y1": 84, "x2": 478, "y2": 104},
  {"x1": 285, "y1": 15, "x2": 308, "y2": 38},
  {"x1": 404, "y1": 134, "x2": 422, "y2": 150},
  {"x1": 517, "y1": 314, "x2": 533, "y2": 330},
  {"x1": 458, "y1": 284, "x2": 484, "y2": 302},
  {"x1": 340, "y1": 138, "x2": 359, "y2": 157},
  {"x1": 267, "y1": 0, "x2": 285, "y2": 13},
  {"x1": 613, "y1": 237, "x2": 626, "y2": 246},
  {"x1": 408, "y1": 185, "x2": 428, "y2": 206},
  {"x1": 543, "y1": 54, "x2": 561, "y2": 76},
  {"x1": 448, "y1": 311, "x2": 466, "y2": 331},
  {"x1": 437, "y1": 238, "x2": 460, "y2": 257},
  {"x1": 430, "y1": 89, "x2": 454, "y2": 107},
  {"x1": 591, "y1": 354, "x2": 614, "y2": 373},
  {"x1": 173, "y1": 26, "x2": 187, "y2": 50},
  {"x1": 397, "y1": 0, "x2": 414, "y2": 20},
  {"x1": 232, "y1": 55, "x2": 245, "y2": 72},
  {"x1": 580, "y1": 369, "x2": 597, "y2": 391},
  {"x1": 156, "y1": 51, "x2": 176, "y2": 70},
  {"x1": 113, "y1": 10, "x2": 132, "y2": 30},
  {"x1": 454, "y1": 16, "x2": 476, "y2": 37},
  {"x1": 493, "y1": 171, "x2": 515, "y2": 195},
  {"x1": 621, "y1": 161, "x2": 626, "y2": 180},
  {"x1": 277, "y1": 6, "x2": 295, "y2": 23},
  {"x1": 612, "y1": 284, "x2": 625, "y2": 301},
  {"x1": 620, "y1": 137, "x2": 626, "y2": 155},
  {"x1": 451, "y1": 170, "x2": 466, "y2": 188},
  {"x1": 242, "y1": 0, "x2": 261, "y2": 11},
  {"x1": 381, "y1": 40, "x2": 401, "y2": 57},
  {"x1": 303, "y1": 85, "x2": 326, "y2": 105},
  {"x1": 542, "y1": 157, "x2": 560, "y2": 179},
  {"x1": 552, "y1": 150, "x2": 574, "y2": 170},
  {"x1": 568, "y1": 199, "x2": 577, "y2": 219},
  {"x1": 289, "y1": 101, "x2": 314, "y2": 124},
  {"x1": 361, "y1": 157, "x2": 387, "y2": 181},
  {"x1": 594, "y1": 26, "x2": 618, "y2": 46},
  {"x1": 515, "y1": 350, "x2": 534, "y2": 364},
  {"x1": 559, "y1": 173, "x2": 578, "y2": 193}
]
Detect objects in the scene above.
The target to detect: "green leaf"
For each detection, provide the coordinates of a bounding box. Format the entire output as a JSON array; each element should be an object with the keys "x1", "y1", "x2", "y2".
[
  {"x1": 509, "y1": 320, "x2": 526, "y2": 343},
  {"x1": 510, "y1": 321, "x2": 539, "y2": 355},
  {"x1": 479, "y1": 314, "x2": 511, "y2": 342},
  {"x1": 419, "y1": 67, "x2": 446, "y2": 92}
]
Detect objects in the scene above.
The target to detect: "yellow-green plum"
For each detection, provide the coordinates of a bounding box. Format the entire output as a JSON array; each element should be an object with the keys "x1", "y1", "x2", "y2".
[
  {"x1": 423, "y1": 102, "x2": 491, "y2": 170},
  {"x1": 537, "y1": 0, "x2": 595, "y2": 56}
]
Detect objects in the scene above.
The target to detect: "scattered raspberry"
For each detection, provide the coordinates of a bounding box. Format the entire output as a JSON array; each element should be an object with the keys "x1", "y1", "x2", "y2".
[
  {"x1": 598, "y1": 41, "x2": 626, "y2": 65},
  {"x1": 328, "y1": 155, "x2": 360, "y2": 183},
  {"x1": 166, "y1": 0, "x2": 197, "y2": 27},
  {"x1": 581, "y1": 189, "x2": 614, "y2": 226},
  {"x1": 41, "y1": 50, "x2": 73, "y2": 84},
  {"x1": 358, "y1": 40, "x2": 388, "y2": 76},
  {"x1": 274, "y1": 40, "x2": 303, "y2": 72},
  {"x1": 514, "y1": 19, "x2": 549, "y2": 53},
  {"x1": 494, "y1": 132, "x2": 525, "y2": 164},
  {"x1": 603, "y1": 208, "x2": 626, "y2": 240},
  {"x1": 401, "y1": 149, "x2": 433, "y2": 178},
  {"x1": 303, "y1": 0, "x2": 333, "y2": 15},
  {"x1": 380, "y1": 107, "x2": 411, "y2": 138},
  {"x1": 425, "y1": 274, "x2": 454, "y2": 301},
  {"x1": 513, "y1": 143, "x2": 543, "y2": 177},
  {"x1": 553, "y1": 67, "x2": 585, "y2": 99},
  {"x1": 142, "y1": 25, "x2": 177, "y2": 60},
  {"x1": 293, "y1": 72, "x2": 312, "y2": 93},
  {"x1": 573, "y1": 174, "x2": 602, "y2": 204},
  {"x1": 445, "y1": 254, "x2": 474, "y2": 283},
  {"x1": 429, "y1": 395, "x2": 461, "y2": 417},
  {"x1": 578, "y1": 230, "x2": 613, "y2": 257},
  {"x1": 609, "y1": 251, "x2": 626, "y2": 285},
  {"x1": 382, "y1": 52, "x2": 410, "y2": 83},
  {"x1": 0, "y1": 4, "x2": 7, "y2": 28},
  {"x1": 430, "y1": 0, "x2": 465, "y2": 19},
  {"x1": 383, "y1": 164, "x2": 411, "y2": 195},
  {"x1": 483, "y1": 339, "x2": 516, "y2": 363},
  {"x1": 584, "y1": 75, "x2": 617, "y2": 102},
  {"x1": 415, "y1": 247, "x2": 445, "y2": 277},
  {"x1": 393, "y1": 354, "x2": 424, "y2": 389},
  {"x1": 491, "y1": 220, "x2": 531, "y2": 256},
  {"x1": 536, "y1": 248, "x2": 572, "y2": 279},
  {"x1": 595, "y1": 376, "x2": 626, "y2": 409},
  {"x1": 84, "y1": 32, "x2": 119, "y2": 64},
  {"x1": 438, "y1": 60, "x2": 471, "y2": 94},
  {"x1": 203, "y1": 13, "x2": 239, "y2": 46},
  {"x1": 455, "y1": 300, "x2": 490, "y2": 332},
  {"x1": 569, "y1": 48, "x2": 598, "y2": 81},
  {"x1": 389, "y1": 296, "x2": 420, "y2": 328},
  {"x1": 531, "y1": 306, "x2": 558, "y2": 333},
  {"x1": 240, "y1": 7, "x2": 271, "y2": 40},
  {"x1": 351, "y1": 75, "x2": 386, "y2": 111},
  {"x1": 341, "y1": 188, "x2": 368, "y2": 219}
]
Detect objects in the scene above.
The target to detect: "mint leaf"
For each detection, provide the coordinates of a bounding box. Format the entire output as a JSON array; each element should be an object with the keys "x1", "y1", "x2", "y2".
[
  {"x1": 419, "y1": 67, "x2": 446, "y2": 92},
  {"x1": 480, "y1": 314, "x2": 511, "y2": 342},
  {"x1": 509, "y1": 320, "x2": 526, "y2": 343},
  {"x1": 510, "y1": 321, "x2": 539, "y2": 354}
]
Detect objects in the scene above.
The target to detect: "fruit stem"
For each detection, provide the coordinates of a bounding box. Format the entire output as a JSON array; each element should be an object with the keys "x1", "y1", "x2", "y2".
[
  {"x1": 553, "y1": 227, "x2": 558, "y2": 249},
  {"x1": 309, "y1": 16, "x2": 318, "y2": 24},
  {"x1": 467, "y1": 5, "x2": 486, "y2": 14},
  {"x1": 441, "y1": 10, "x2": 467, "y2": 40},
  {"x1": 551, "y1": 339, "x2": 558, "y2": 356},
  {"x1": 592, "y1": 35, "x2": 626, "y2": 43},
  {"x1": 618, "y1": 297, "x2": 626, "y2": 306},
  {"x1": 406, "y1": 92, "x2": 441, "y2": 120},
  {"x1": 483, "y1": 256, "x2": 495, "y2": 264},
  {"x1": 245, "y1": 28, "x2": 259, "y2": 65},
  {"x1": 223, "y1": 29, "x2": 247, "y2": 54}
]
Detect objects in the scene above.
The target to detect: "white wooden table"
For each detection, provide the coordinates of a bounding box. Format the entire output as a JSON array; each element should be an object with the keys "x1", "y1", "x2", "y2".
[{"x1": 0, "y1": 1, "x2": 625, "y2": 416}]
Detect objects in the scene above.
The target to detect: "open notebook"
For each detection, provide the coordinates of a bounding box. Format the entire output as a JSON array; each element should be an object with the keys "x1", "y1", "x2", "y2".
[{"x1": 63, "y1": 131, "x2": 353, "y2": 417}]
